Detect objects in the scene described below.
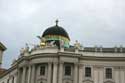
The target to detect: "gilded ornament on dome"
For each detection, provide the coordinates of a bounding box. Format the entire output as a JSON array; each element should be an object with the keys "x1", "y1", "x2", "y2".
[{"x1": 40, "y1": 37, "x2": 46, "y2": 47}]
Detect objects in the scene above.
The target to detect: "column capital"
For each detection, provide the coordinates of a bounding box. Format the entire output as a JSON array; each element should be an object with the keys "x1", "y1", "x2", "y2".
[
  {"x1": 53, "y1": 62, "x2": 58, "y2": 65},
  {"x1": 78, "y1": 63, "x2": 83, "y2": 69},
  {"x1": 93, "y1": 65, "x2": 104, "y2": 69},
  {"x1": 74, "y1": 62, "x2": 79, "y2": 65},
  {"x1": 59, "y1": 61, "x2": 64, "y2": 64},
  {"x1": 48, "y1": 62, "x2": 52, "y2": 65}
]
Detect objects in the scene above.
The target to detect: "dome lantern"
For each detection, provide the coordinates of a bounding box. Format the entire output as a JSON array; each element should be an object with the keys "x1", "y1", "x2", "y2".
[{"x1": 55, "y1": 19, "x2": 59, "y2": 26}]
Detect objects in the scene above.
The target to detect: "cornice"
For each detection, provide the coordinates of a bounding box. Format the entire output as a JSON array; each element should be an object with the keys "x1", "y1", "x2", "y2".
[{"x1": 80, "y1": 56, "x2": 125, "y2": 61}]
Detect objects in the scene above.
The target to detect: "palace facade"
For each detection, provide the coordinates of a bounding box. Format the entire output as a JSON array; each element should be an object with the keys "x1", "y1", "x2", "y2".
[{"x1": 0, "y1": 21, "x2": 125, "y2": 83}]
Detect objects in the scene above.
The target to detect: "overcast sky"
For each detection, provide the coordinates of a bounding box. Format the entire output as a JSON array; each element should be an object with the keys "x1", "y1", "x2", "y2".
[{"x1": 0, "y1": 0, "x2": 125, "y2": 68}]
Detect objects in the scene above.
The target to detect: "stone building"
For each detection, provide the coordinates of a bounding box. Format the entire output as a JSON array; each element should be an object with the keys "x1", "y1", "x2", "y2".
[{"x1": 0, "y1": 21, "x2": 125, "y2": 83}]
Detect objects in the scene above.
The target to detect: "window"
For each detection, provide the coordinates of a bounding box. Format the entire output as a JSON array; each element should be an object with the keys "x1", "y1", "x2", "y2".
[
  {"x1": 105, "y1": 68, "x2": 112, "y2": 79},
  {"x1": 40, "y1": 66, "x2": 46, "y2": 76},
  {"x1": 65, "y1": 65, "x2": 71, "y2": 76},
  {"x1": 85, "y1": 67, "x2": 91, "y2": 77}
]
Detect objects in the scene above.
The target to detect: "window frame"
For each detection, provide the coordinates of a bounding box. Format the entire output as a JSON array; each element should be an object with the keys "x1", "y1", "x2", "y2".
[
  {"x1": 63, "y1": 63, "x2": 73, "y2": 77},
  {"x1": 85, "y1": 66, "x2": 92, "y2": 78},
  {"x1": 40, "y1": 65, "x2": 46, "y2": 76},
  {"x1": 64, "y1": 65, "x2": 72, "y2": 76},
  {"x1": 105, "y1": 67, "x2": 113, "y2": 79}
]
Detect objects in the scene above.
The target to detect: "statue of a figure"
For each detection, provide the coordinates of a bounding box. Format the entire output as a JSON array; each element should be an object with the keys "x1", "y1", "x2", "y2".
[
  {"x1": 60, "y1": 40, "x2": 64, "y2": 48},
  {"x1": 50, "y1": 41, "x2": 55, "y2": 47},
  {"x1": 25, "y1": 43, "x2": 29, "y2": 52},
  {"x1": 20, "y1": 43, "x2": 29, "y2": 55},
  {"x1": 20, "y1": 48, "x2": 25, "y2": 55},
  {"x1": 74, "y1": 40, "x2": 80, "y2": 49}
]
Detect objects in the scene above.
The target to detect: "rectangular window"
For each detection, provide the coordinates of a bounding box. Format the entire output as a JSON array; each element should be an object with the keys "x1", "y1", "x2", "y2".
[
  {"x1": 40, "y1": 66, "x2": 46, "y2": 76},
  {"x1": 106, "y1": 68, "x2": 112, "y2": 79},
  {"x1": 85, "y1": 67, "x2": 91, "y2": 77},
  {"x1": 65, "y1": 65, "x2": 71, "y2": 76}
]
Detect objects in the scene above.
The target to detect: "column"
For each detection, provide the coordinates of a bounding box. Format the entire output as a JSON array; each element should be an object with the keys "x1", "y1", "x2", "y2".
[
  {"x1": 31, "y1": 65, "x2": 35, "y2": 83},
  {"x1": 58, "y1": 62, "x2": 63, "y2": 83},
  {"x1": 22, "y1": 67, "x2": 26, "y2": 83},
  {"x1": 17, "y1": 68, "x2": 21, "y2": 83},
  {"x1": 52, "y1": 63, "x2": 58, "y2": 83},
  {"x1": 74, "y1": 63, "x2": 78, "y2": 83},
  {"x1": 79, "y1": 64, "x2": 83, "y2": 83},
  {"x1": 47, "y1": 63, "x2": 52, "y2": 83},
  {"x1": 28, "y1": 66, "x2": 31, "y2": 83}
]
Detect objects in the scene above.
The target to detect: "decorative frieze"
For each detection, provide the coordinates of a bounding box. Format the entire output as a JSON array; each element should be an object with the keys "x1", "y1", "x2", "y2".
[{"x1": 113, "y1": 66, "x2": 125, "y2": 70}]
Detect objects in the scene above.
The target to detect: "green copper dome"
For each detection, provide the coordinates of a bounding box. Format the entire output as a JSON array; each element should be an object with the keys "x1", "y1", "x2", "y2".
[{"x1": 42, "y1": 20, "x2": 70, "y2": 48}]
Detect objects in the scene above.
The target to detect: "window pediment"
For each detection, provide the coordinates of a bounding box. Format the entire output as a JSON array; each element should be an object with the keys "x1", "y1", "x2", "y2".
[{"x1": 104, "y1": 80, "x2": 115, "y2": 83}]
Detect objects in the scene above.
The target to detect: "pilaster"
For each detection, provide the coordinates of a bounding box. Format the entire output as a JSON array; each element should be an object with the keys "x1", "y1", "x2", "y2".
[
  {"x1": 31, "y1": 65, "x2": 36, "y2": 83},
  {"x1": 58, "y1": 62, "x2": 64, "y2": 83},
  {"x1": 22, "y1": 67, "x2": 26, "y2": 83},
  {"x1": 74, "y1": 63, "x2": 78, "y2": 83},
  {"x1": 28, "y1": 66, "x2": 31, "y2": 83},
  {"x1": 52, "y1": 62, "x2": 58, "y2": 83},
  {"x1": 79, "y1": 64, "x2": 83, "y2": 83},
  {"x1": 17, "y1": 68, "x2": 21, "y2": 83},
  {"x1": 47, "y1": 63, "x2": 52, "y2": 83}
]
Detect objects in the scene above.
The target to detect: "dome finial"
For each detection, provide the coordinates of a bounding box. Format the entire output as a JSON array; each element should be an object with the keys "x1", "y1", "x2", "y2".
[{"x1": 55, "y1": 19, "x2": 59, "y2": 26}]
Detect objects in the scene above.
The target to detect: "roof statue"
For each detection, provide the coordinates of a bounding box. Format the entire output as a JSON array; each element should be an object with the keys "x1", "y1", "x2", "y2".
[
  {"x1": 74, "y1": 40, "x2": 81, "y2": 49},
  {"x1": 20, "y1": 43, "x2": 29, "y2": 55}
]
